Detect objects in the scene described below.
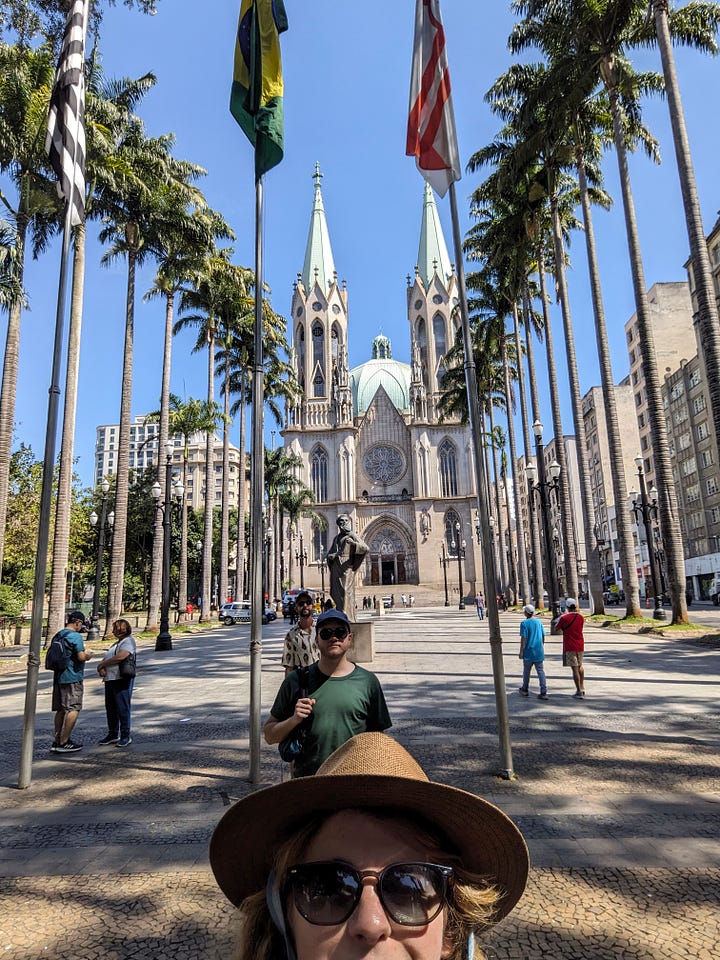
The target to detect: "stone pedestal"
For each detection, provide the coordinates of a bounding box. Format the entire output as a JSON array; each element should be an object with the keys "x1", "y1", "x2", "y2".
[
  {"x1": 375, "y1": 600, "x2": 385, "y2": 617},
  {"x1": 350, "y1": 620, "x2": 375, "y2": 663}
]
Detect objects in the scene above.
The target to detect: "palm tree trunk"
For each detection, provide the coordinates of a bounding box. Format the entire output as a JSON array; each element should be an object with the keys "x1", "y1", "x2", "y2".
[
  {"x1": 653, "y1": 2, "x2": 720, "y2": 453},
  {"x1": 200, "y1": 328, "x2": 215, "y2": 622},
  {"x1": 605, "y1": 78, "x2": 688, "y2": 623},
  {"x1": 219, "y1": 350, "x2": 231, "y2": 606},
  {"x1": 488, "y1": 405, "x2": 509, "y2": 593},
  {"x1": 146, "y1": 291, "x2": 174, "y2": 631},
  {"x1": 519, "y1": 303, "x2": 546, "y2": 606},
  {"x1": 0, "y1": 214, "x2": 27, "y2": 579},
  {"x1": 47, "y1": 223, "x2": 86, "y2": 636},
  {"x1": 236, "y1": 372, "x2": 248, "y2": 599},
  {"x1": 576, "y1": 148, "x2": 640, "y2": 617},
  {"x1": 509, "y1": 307, "x2": 531, "y2": 605},
  {"x1": 106, "y1": 240, "x2": 137, "y2": 633},
  {"x1": 482, "y1": 412, "x2": 501, "y2": 595},
  {"x1": 548, "y1": 199, "x2": 601, "y2": 606},
  {"x1": 177, "y1": 451, "x2": 189, "y2": 620}
]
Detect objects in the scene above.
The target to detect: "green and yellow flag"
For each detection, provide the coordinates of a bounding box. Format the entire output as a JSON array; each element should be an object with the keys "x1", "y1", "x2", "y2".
[{"x1": 231, "y1": 0, "x2": 288, "y2": 179}]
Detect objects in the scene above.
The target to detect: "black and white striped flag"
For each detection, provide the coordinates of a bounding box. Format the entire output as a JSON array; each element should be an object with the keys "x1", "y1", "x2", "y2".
[{"x1": 45, "y1": 0, "x2": 89, "y2": 227}]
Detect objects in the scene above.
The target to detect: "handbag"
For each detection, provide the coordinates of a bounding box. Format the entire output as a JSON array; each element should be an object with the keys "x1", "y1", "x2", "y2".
[
  {"x1": 118, "y1": 651, "x2": 136, "y2": 679},
  {"x1": 278, "y1": 666, "x2": 311, "y2": 762}
]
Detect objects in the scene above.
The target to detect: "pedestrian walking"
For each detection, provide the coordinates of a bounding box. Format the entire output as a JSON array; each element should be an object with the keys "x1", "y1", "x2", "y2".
[
  {"x1": 50, "y1": 611, "x2": 93, "y2": 753},
  {"x1": 475, "y1": 591, "x2": 485, "y2": 620},
  {"x1": 264, "y1": 609, "x2": 391, "y2": 777},
  {"x1": 555, "y1": 597, "x2": 586, "y2": 698},
  {"x1": 210, "y1": 732, "x2": 529, "y2": 960},
  {"x1": 518, "y1": 604, "x2": 548, "y2": 700},
  {"x1": 280, "y1": 590, "x2": 318, "y2": 676},
  {"x1": 96, "y1": 618, "x2": 137, "y2": 747}
]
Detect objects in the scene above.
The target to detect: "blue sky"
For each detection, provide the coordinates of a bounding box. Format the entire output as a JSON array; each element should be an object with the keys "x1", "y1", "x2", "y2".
[{"x1": 10, "y1": 0, "x2": 720, "y2": 487}]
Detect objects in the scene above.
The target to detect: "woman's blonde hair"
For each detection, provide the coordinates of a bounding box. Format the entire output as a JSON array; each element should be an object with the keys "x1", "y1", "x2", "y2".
[{"x1": 232, "y1": 810, "x2": 499, "y2": 960}]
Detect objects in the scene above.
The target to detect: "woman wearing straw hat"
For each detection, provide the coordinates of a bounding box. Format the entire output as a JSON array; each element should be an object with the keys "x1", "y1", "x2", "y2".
[{"x1": 210, "y1": 732, "x2": 529, "y2": 960}]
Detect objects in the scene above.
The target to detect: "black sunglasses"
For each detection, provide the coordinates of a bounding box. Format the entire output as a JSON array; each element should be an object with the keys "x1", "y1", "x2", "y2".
[
  {"x1": 317, "y1": 625, "x2": 349, "y2": 642},
  {"x1": 285, "y1": 860, "x2": 453, "y2": 927}
]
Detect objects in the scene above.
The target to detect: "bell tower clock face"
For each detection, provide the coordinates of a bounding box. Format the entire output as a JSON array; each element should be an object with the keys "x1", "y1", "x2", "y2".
[{"x1": 363, "y1": 445, "x2": 405, "y2": 484}]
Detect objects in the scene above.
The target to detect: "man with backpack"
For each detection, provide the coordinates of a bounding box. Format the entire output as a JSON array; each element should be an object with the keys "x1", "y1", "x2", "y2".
[{"x1": 48, "y1": 611, "x2": 93, "y2": 752}]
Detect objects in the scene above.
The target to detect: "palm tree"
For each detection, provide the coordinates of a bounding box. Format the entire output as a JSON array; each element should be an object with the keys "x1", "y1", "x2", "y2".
[
  {"x1": 0, "y1": 43, "x2": 56, "y2": 578},
  {"x1": 47, "y1": 63, "x2": 159, "y2": 636},
  {"x1": 97, "y1": 116, "x2": 205, "y2": 631},
  {"x1": 147, "y1": 395, "x2": 222, "y2": 621},
  {"x1": 511, "y1": 0, "x2": 689, "y2": 621},
  {"x1": 279, "y1": 484, "x2": 325, "y2": 590},
  {"x1": 650, "y1": 0, "x2": 720, "y2": 453},
  {"x1": 143, "y1": 204, "x2": 233, "y2": 631}
]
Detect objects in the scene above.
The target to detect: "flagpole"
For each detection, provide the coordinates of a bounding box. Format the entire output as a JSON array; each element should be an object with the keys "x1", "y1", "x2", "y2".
[
  {"x1": 448, "y1": 181, "x2": 515, "y2": 780},
  {"x1": 17, "y1": 201, "x2": 75, "y2": 789},
  {"x1": 248, "y1": 175, "x2": 265, "y2": 784}
]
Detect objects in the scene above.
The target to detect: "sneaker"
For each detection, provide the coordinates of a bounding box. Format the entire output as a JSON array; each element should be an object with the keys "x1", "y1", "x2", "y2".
[
  {"x1": 50, "y1": 740, "x2": 59, "y2": 752},
  {"x1": 98, "y1": 734, "x2": 120, "y2": 745},
  {"x1": 538, "y1": 692, "x2": 549, "y2": 700},
  {"x1": 573, "y1": 691, "x2": 584, "y2": 699},
  {"x1": 116, "y1": 737, "x2": 133, "y2": 748},
  {"x1": 518, "y1": 687, "x2": 529, "y2": 697},
  {"x1": 54, "y1": 740, "x2": 82, "y2": 752}
]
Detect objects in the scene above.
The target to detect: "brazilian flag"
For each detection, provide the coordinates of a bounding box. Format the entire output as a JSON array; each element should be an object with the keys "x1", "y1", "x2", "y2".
[{"x1": 231, "y1": 0, "x2": 288, "y2": 179}]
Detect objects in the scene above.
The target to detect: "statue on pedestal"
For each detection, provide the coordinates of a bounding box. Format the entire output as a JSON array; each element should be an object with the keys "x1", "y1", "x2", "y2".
[{"x1": 326, "y1": 514, "x2": 368, "y2": 619}]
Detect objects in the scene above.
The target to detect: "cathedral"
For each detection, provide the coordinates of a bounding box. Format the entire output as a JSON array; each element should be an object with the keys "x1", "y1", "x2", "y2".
[{"x1": 283, "y1": 166, "x2": 483, "y2": 601}]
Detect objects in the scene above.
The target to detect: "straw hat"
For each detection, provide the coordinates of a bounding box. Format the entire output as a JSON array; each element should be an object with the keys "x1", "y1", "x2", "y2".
[{"x1": 210, "y1": 732, "x2": 529, "y2": 922}]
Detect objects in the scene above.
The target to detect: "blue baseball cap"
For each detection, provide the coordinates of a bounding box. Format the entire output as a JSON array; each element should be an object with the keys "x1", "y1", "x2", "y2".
[{"x1": 315, "y1": 609, "x2": 351, "y2": 630}]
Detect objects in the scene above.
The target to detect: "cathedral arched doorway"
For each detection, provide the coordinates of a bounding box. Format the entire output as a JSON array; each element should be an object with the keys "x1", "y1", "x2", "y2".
[{"x1": 365, "y1": 524, "x2": 411, "y2": 586}]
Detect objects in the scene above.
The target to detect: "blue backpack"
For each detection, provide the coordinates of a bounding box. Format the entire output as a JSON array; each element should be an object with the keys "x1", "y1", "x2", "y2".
[{"x1": 44, "y1": 629, "x2": 71, "y2": 673}]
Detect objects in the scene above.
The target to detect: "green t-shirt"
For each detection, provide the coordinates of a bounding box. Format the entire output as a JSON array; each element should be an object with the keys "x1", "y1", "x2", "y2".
[{"x1": 271, "y1": 662, "x2": 392, "y2": 777}]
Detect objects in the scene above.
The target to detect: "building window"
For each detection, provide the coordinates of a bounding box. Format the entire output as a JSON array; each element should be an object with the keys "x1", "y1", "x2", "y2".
[
  {"x1": 693, "y1": 395, "x2": 707, "y2": 415},
  {"x1": 689, "y1": 367, "x2": 702, "y2": 388},
  {"x1": 701, "y1": 449, "x2": 715, "y2": 469},
  {"x1": 697, "y1": 422, "x2": 709, "y2": 441},
  {"x1": 710, "y1": 506, "x2": 720, "y2": 524},
  {"x1": 311, "y1": 446, "x2": 328, "y2": 503},
  {"x1": 438, "y1": 439, "x2": 458, "y2": 497},
  {"x1": 707, "y1": 476, "x2": 719, "y2": 496},
  {"x1": 444, "y1": 509, "x2": 461, "y2": 555},
  {"x1": 433, "y1": 314, "x2": 447, "y2": 360},
  {"x1": 312, "y1": 519, "x2": 328, "y2": 563}
]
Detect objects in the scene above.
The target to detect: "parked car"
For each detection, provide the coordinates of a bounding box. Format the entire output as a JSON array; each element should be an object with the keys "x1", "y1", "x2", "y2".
[{"x1": 220, "y1": 601, "x2": 276, "y2": 625}]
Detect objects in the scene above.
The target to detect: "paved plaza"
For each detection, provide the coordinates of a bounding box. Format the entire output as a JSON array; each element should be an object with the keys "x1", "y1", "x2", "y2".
[{"x1": 0, "y1": 607, "x2": 719, "y2": 959}]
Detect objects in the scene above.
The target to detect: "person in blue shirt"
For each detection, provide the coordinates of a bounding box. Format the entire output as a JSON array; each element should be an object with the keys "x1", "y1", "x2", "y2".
[
  {"x1": 51, "y1": 611, "x2": 93, "y2": 752},
  {"x1": 518, "y1": 604, "x2": 548, "y2": 700}
]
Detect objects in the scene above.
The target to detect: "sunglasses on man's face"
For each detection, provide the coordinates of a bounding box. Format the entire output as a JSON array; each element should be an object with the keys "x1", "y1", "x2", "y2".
[
  {"x1": 317, "y1": 625, "x2": 349, "y2": 642},
  {"x1": 285, "y1": 860, "x2": 453, "y2": 927}
]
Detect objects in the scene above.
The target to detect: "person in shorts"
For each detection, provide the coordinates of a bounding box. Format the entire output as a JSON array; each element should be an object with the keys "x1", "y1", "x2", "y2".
[
  {"x1": 51, "y1": 611, "x2": 93, "y2": 753},
  {"x1": 555, "y1": 597, "x2": 586, "y2": 698}
]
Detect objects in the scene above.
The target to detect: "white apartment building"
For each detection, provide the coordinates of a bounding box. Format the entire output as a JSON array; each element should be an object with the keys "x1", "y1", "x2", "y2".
[{"x1": 95, "y1": 416, "x2": 246, "y2": 512}]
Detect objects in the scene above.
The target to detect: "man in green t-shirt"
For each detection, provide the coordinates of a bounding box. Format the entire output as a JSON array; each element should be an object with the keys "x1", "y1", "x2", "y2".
[{"x1": 264, "y1": 609, "x2": 391, "y2": 777}]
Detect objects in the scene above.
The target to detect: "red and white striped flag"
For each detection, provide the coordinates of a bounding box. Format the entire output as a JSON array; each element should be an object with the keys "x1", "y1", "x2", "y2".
[
  {"x1": 406, "y1": 0, "x2": 461, "y2": 198},
  {"x1": 45, "y1": 0, "x2": 89, "y2": 227}
]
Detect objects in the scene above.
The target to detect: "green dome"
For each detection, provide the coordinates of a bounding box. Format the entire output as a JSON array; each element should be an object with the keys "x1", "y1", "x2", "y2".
[{"x1": 349, "y1": 337, "x2": 410, "y2": 415}]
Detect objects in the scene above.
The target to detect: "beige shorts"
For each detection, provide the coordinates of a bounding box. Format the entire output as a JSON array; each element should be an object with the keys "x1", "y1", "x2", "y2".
[{"x1": 564, "y1": 650, "x2": 584, "y2": 668}]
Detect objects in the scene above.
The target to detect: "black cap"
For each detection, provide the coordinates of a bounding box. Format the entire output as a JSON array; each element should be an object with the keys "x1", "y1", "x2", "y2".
[{"x1": 66, "y1": 610, "x2": 86, "y2": 626}]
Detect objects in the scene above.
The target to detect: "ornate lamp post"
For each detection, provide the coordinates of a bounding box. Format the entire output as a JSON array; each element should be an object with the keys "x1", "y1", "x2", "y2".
[
  {"x1": 87, "y1": 479, "x2": 114, "y2": 643},
  {"x1": 452, "y1": 520, "x2": 466, "y2": 610},
  {"x1": 439, "y1": 543, "x2": 450, "y2": 606},
  {"x1": 152, "y1": 441, "x2": 184, "y2": 651},
  {"x1": 526, "y1": 420, "x2": 562, "y2": 622},
  {"x1": 593, "y1": 521, "x2": 607, "y2": 596},
  {"x1": 629, "y1": 455, "x2": 666, "y2": 620},
  {"x1": 295, "y1": 529, "x2": 307, "y2": 589}
]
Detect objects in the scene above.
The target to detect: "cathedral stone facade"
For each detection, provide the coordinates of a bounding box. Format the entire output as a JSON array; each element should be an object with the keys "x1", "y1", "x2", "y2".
[{"x1": 283, "y1": 167, "x2": 482, "y2": 601}]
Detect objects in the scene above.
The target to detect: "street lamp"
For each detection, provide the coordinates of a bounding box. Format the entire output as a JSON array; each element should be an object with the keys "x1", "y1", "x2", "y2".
[
  {"x1": 152, "y1": 441, "x2": 184, "y2": 651},
  {"x1": 439, "y1": 543, "x2": 450, "y2": 606},
  {"x1": 526, "y1": 420, "x2": 562, "y2": 622},
  {"x1": 196, "y1": 539, "x2": 203, "y2": 605},
  {"x1": 295, "y1": 529, "x2": 308, "y2": 589},
  {"x1": 593, "y1": 521, "x2": 607, "y2": 597},
  {"x1": 87, "y1": 478, "x2": 114, "y2": 643},
  {"x1": 453, "y1": 521, "x2": 466, "y2": 610},
  {"x1": 629, "y1": 455, "x2": 666, "y2": 620}
]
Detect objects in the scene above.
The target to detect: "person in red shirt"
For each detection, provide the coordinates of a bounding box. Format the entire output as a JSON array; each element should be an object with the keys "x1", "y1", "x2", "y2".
[{"x1": 556, "y1": 598, "x2": 586, "y2": 698}]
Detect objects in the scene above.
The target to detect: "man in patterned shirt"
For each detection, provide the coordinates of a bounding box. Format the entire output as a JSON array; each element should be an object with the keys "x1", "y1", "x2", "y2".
[{"x1": 281, "y1": 590, "x2": 318, "y2": 676}]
